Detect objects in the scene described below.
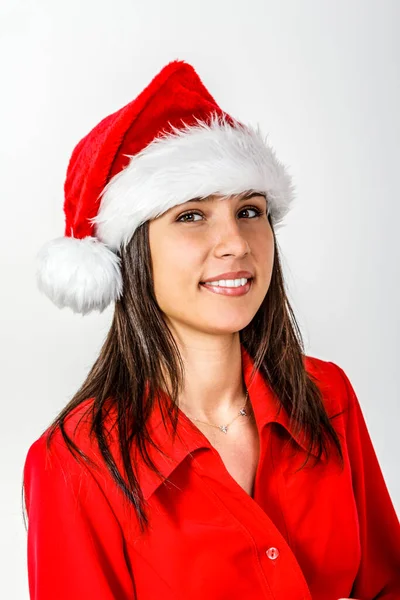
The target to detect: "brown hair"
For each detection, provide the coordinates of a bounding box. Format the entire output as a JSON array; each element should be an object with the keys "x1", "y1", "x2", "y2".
[{"x1": 23, "y1": 211, "x2": 344, "y2": 534}]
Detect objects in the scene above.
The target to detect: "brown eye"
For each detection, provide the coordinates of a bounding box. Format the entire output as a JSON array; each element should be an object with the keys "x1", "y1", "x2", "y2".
[
  {"x1": 177, "y1": 211, "x2": 203, "y2": 223},
  {"x1": 239, "y1": 206, "x2": 263, "y2": 218}
]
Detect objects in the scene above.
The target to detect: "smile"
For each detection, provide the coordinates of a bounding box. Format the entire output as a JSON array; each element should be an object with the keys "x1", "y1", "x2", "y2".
[{"x1": 199, "y1": 278, "x2": 253, "y2": 296}]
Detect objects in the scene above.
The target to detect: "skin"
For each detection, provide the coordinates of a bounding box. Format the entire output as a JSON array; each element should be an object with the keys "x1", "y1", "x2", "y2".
[{"x1": 148, "y1": 192, "x2": 273, "y2": 421}]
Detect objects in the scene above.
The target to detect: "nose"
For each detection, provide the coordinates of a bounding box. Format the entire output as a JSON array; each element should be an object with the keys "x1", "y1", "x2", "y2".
[{"x1": 213, "y1": 217, "x2": 250, "y2": 258}]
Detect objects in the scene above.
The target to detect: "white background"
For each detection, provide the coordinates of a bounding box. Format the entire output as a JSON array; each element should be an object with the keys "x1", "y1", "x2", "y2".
[{"x1": 1, "y1": 1, "x2": 399, "y2": 597}]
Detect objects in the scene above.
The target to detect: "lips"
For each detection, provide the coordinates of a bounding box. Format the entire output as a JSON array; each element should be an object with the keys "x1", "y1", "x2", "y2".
[
  {"x1": 200, "y1": 270, "x2": 253, "y2": 283},
  {"x1": 199, "y1": 277, "x2": 253, "y2": 297}
]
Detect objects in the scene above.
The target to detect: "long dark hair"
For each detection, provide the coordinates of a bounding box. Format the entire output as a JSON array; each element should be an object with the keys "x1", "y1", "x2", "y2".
[{"x1": 22, "y1": 212, "x2": 344, "y2": 534}]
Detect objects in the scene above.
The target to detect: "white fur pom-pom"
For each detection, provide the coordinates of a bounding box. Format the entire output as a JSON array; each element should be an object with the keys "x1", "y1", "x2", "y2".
[{"x1": 35, "y1": 236, "x2": 123, "y2": 315}]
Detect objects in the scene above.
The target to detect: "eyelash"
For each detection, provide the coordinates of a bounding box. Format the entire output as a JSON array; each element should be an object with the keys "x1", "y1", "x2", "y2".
[{"x1": 176, "y1": 205, "x2": 266, "y2": 223}]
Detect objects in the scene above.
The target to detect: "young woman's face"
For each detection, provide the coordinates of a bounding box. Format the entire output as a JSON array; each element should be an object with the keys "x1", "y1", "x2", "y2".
[{"x1": 148, "y1": 193, "x2": 274, "y2": 338}]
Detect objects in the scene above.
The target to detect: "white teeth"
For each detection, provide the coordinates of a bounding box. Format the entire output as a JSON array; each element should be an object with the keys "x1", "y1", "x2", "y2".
[{"x1": 204, "y1": 278, "x2": 249, "y2": 287}]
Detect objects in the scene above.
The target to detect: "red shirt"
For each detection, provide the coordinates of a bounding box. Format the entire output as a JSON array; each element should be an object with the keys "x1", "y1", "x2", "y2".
[{"x1": 23, "y1": 345, "x2": 400, "y2": 599}]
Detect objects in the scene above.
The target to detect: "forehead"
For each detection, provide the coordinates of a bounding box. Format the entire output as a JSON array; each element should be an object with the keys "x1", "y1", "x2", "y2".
[{"x1": 186, "y1": 191, "x2": 267, "y2": 204}]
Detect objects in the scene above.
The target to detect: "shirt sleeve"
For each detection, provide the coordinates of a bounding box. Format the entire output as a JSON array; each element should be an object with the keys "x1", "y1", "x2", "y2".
[
  {"x1": 330, "y1": 362, "x2": 400, "y2": 599},
  {"x1": 23, "y1": 433, "x2": 137, "y2": 600}
]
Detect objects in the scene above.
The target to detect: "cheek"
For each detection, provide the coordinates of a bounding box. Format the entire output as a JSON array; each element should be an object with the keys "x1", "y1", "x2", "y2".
[
  {"x1": 150, "y1": 234, "x2": 202, "y2": 302},
  {"x1": 254, "y1": 229, "x2": 274, "y2": 275}
]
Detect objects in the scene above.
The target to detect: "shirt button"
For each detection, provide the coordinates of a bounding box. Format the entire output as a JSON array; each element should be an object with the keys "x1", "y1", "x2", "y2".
[{"x1": 266, "y1": 547, "x2": 279, "y2": 560}]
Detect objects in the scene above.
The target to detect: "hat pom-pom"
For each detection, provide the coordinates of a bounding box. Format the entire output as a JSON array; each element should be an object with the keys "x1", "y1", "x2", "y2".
[{"x1": 35, "y1": 236, "x2": 123, "y2": 315}]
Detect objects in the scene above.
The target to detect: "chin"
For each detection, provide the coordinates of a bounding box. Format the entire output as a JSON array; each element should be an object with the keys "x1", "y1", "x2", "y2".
[{"x1": 199, "y1": 313, "x2": 256, "y2": 335}]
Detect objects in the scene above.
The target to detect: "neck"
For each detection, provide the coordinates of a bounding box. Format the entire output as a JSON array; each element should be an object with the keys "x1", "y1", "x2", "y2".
[{"x1": 168, "y1": 329, "x2": 247, "y2": 422}]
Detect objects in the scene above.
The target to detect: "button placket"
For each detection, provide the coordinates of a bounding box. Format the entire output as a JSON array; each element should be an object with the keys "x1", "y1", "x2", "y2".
[{"x1": 191, "y1": 442, "x2": 312, "y2": 599}]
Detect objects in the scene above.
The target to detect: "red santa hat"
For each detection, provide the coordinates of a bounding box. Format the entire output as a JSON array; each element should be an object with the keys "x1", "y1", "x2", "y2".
[{"x1": 36, "y1": 59, "x2": 295, "y2": 315}]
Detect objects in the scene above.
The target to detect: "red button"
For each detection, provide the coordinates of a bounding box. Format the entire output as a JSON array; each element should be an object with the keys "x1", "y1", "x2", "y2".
[{"x1": 266, "y1": 547, "x2": 279, "y2": 560}]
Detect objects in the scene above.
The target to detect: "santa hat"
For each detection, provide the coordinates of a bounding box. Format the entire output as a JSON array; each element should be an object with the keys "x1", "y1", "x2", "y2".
[{"x1": 36, "y1": 59, "x2": 295, "y2": 315}]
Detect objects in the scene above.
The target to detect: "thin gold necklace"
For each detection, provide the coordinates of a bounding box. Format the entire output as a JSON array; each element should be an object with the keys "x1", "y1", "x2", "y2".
[{"x1": 182, "y1": 388, "x2": 250, "y2": 434}]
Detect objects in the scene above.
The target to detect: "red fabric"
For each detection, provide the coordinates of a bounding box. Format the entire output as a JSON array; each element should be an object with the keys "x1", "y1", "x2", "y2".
[
  {"x1": 23, "y1": 346, "x2": 400, "y2": 599},
  {"x1": 63, "y1": 59, "x2": 234, "y2": 239}
]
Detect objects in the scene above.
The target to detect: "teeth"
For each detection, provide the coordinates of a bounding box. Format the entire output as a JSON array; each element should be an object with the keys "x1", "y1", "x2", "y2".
[{"x1": 204, "y1": 278, "x2": 249, "y2": 287}]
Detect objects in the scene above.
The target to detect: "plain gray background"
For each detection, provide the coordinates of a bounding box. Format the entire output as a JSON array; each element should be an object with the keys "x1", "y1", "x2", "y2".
[{"x1": 1, "y1": 1, "x2": 399, "y2": 597}]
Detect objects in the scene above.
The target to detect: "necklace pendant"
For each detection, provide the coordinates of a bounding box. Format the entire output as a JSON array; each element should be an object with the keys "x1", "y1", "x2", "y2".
[
  {"x1": 239, "y1": 408, "x2": 247, "y2": 416},
  {"x1": 220, "y1": 425, "x2": 228, "y2": 434}
]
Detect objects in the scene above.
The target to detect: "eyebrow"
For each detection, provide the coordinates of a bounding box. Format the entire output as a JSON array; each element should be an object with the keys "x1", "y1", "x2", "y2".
[{"x1": 187, "y1": 191, "x2": 267, "y2": 203}]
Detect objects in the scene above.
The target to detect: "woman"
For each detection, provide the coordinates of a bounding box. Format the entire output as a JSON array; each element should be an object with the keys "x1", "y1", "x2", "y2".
[{"x1": 23, "y1": 59, "x2": 400, "y2": 600}]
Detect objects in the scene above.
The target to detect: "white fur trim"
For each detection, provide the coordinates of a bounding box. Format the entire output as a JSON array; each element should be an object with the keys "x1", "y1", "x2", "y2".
[
  {"x1": 91, "y1": 113, "x2": 295, "y2": 251},
  {"x1": 35, "y1": 236, "x2": 123, "y2": 315}
]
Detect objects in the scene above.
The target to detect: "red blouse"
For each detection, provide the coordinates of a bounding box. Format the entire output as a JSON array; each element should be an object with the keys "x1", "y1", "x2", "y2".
[{"x1": 23, "y1": 346, "x2": 400, "y2": 599}]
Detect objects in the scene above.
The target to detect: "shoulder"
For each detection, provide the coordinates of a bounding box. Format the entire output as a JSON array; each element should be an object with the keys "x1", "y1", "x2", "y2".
[
  {"x1": 303, "y1": 354, "x2": 353, "y2": 419},
  {"x1": 23, "y1": 398, "x2": 144, "y2": 534},
  {"x1": 23, "y1": 398, "x2": 134, "y2": 522},
  {"x1": 23, "y1": 398, "x2": 115, "y2": 491}
]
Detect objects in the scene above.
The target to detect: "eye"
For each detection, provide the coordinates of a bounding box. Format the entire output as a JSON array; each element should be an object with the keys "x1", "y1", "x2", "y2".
[
  {"x1": 238, "y1": 206, "x2": 264, "y2": 219},
  {"x1": 176, "y1": 210, "x2": 203, "y2": 223},
  {"x1": 176, "y1": 205, "x2": 265, "y2": 223}
]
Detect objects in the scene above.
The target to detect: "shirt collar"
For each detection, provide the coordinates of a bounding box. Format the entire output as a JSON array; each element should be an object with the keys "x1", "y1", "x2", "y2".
[{"x1": 134, "y1": 344, "x2": 320, "y2": 501}]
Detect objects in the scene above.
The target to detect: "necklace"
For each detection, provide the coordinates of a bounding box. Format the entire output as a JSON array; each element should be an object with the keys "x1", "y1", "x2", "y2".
[{"x1": 182, "y1": 388, "x2": 250, "y2": 434}]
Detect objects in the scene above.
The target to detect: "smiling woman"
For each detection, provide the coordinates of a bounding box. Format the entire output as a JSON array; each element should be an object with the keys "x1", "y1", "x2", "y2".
[
  {"x1": 148, "y1": 192, "x2": 274, "y2": 336},
  {"x1": 23, "y1": 59, "x2": 400, "y2": 600}
]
